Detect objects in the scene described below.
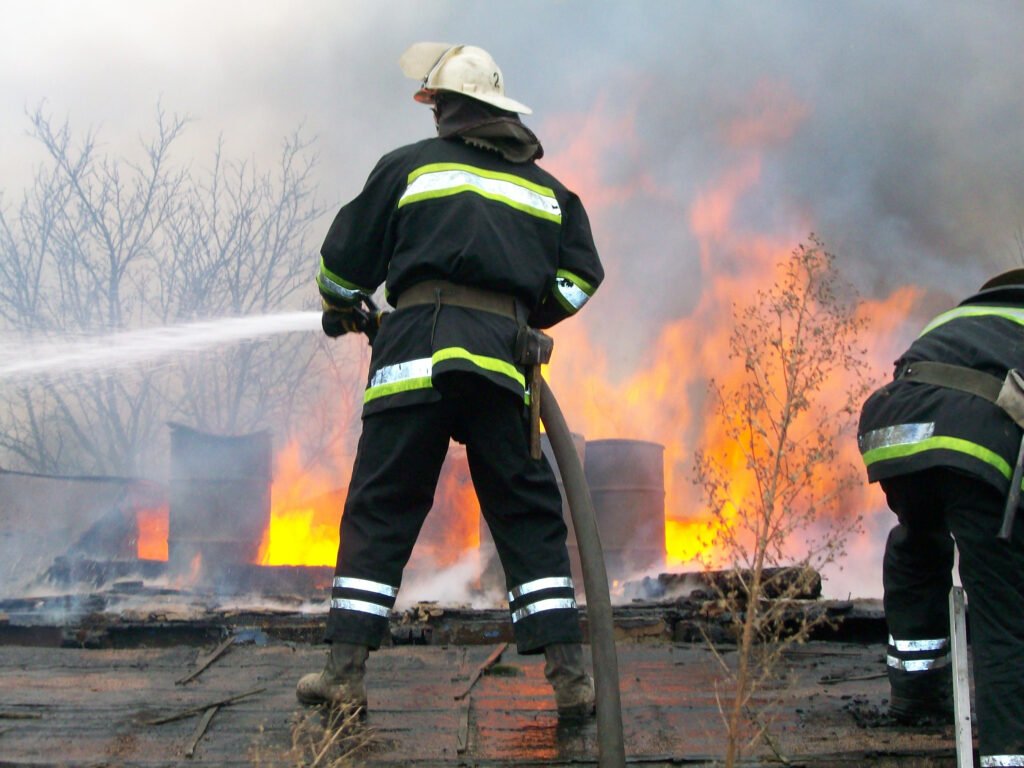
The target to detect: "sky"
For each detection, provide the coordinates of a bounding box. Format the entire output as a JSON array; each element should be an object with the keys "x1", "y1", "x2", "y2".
[{"x1": 3, "y1": 0, "x2": 1024, "y2": 598}]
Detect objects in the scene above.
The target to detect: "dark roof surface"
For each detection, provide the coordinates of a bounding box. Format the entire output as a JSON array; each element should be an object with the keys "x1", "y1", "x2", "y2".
[{"x1": 0, "y1": 626, "x2": 963, "y2": 767}]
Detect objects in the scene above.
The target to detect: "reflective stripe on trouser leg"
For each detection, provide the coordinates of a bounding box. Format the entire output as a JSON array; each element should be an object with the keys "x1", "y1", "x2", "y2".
[
  {"x1": 444, "y1": 376, "x2": 583, "y2": 653},
  {"x1": 981, "y1": 756, "x2": 1024, "y2": 767},
  {"x1": 886, "y1": 632, "x2": 952, "y2": 701},
  {"x1": 324, "y1": 404, "x2": 451, "y2": 649},
  {"x1": 507, "y1": 576, "x2": 581, "y2": 651},
  {"x1": 326, "y1": 575, "x2": 400, "y2": 649},
  {"x1": 887, "y1": 634, "x2": 951, "y2": 673}
]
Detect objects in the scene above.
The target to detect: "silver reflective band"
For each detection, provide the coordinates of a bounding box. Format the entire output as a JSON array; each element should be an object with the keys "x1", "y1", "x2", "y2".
[
  {"x1": 508, "y1": 576, "x2": 575, "y2": 602},
  {"x1": 555, "y1": 277, "x2": 590, "y2": 311},
  {"x1": 887, "y1": 653, "x2": 951, "y2": 672},
  {"x1": 510, "y1": 597, "x2": 577, "y2": 623},
  {"x1": 859, "y1": 423, "x2": 935, "y2": 453},
  {"x1": 888, "y1": 635, "x2": 948, "y2": 653},
  {"x1": 330, "y1": 598, "x2": 391, "y2": 618},
  {"x1": 333, "y1": 577, "x2": 398, "y2": 598},
  {"x1": 317, "y1": 267, "x2": 365, "y2": 304},
  {"x1": 981, "y1": 756, "x2": 1024, "y2": 767},
  {"x1": 369, "y1": 358, "x2": 433, "y2": 389},
  {"x1": 400, "y1": 168, "x2": 561, "y2": 221}
]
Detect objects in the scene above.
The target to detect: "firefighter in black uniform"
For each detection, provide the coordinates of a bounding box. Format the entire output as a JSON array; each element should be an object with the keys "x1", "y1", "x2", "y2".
[
  {"x1": 858, "y1": 269, "x2": 1024, "y2": 765},
  {"x1": 296, "y1": 43, "x2": 604, "y2": 720}
]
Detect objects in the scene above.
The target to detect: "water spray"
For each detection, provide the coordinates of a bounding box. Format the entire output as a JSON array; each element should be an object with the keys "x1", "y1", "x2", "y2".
[{"x1": 0, "y1": 311, "x2": 322, "y2": 380}]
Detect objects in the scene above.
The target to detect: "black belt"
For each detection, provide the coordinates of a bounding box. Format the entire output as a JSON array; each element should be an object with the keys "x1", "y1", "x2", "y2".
[
  {"x1": 396, "y1": 280, "x2": 523, "y2": 322},
  {"x1": 897, "y1": 360, "x2": 1003, "y2": 403}
]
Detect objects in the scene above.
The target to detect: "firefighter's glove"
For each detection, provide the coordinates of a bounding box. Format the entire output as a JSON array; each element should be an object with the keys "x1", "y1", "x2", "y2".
[{"x1": 321, "y1": 299, "x2": 364, "y2": 338}]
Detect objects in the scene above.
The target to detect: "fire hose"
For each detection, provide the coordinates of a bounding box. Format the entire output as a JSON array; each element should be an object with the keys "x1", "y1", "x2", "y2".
[
  {"x1": 539, "y1": 377, "x2": 627, "y2": 768},
  {"x1": 342, "y1": 297, "x2": 626, "y2": 766}
]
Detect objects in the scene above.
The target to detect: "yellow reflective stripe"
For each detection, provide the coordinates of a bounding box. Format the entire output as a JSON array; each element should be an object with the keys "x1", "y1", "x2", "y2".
[
  {"x1": 398, "y1": 163, "x2": 561, "y2": 224},
  {"x1": 407, "y1": 163, "x2": 557, "y2": 197},
  {"x1": 432, "y1": 347, "x2": 525, "y2": 388},
  {"x1": 362, "y1": 349, "x2": 526, "y2": 405},
  {"x1": 363, "y1": 376, "x2": 433, "y2": 404},
  {"x1": 863, "y1": 435, "x2": 1012, "y2": 479},
  {"x1": 317, "y1": 256, "x2": 373, "y2": 303},
  {"x1": 919, "y1": 305, "x2": 1024, "y2": 337},
  {"x1": 553, "y1": 268, "x2": 595, "y2": 313}
]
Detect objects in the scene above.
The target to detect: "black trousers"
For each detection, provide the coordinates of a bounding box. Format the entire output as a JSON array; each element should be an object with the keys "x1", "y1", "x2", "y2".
[
  {"x1": 881, "y1": 468, "x2": 1024, "y2": 761},
  {"x1": 325, "y1": 373, "x2": 582, "y2": 653}
]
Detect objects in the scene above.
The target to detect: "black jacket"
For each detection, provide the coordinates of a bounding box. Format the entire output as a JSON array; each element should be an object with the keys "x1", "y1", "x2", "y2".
[
  {"x1": 317, "y1": 136, "x2": 603, "y2": 415},
  {"x1": 858, "y1": 285, "x2": 1024, "y2": 496}
]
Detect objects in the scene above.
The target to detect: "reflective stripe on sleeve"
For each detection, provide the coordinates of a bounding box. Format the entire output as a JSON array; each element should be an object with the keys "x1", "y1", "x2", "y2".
[
  {"x1": 553, "y1": 269, "x2": 595, "y2": 313},
  {"x1": 317, "y1": 257, "x2": 372, "y2": 305},
  {"x1": 398, "y1": 163, "x2": 562, "y2": 224},
  {"x1": 511, "y1": 597, "x2": 578, "y2": 623}
]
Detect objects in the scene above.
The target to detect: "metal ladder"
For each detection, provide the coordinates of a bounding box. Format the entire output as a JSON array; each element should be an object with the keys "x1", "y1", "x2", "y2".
[{"x1": 950, "y1": 549, "x2": 973, "y2": 768}]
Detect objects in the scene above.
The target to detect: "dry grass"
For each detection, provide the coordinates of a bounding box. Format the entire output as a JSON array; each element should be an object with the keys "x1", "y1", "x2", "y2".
[{"x1": 252, "y1": 705, "x2": 376, "y2": 768}]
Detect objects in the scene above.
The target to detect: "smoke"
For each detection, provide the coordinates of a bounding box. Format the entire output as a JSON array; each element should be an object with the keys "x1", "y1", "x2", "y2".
[
  {"x1": 3, "y1": 1, "x2": 1023, "y2": 601},
  {"x1": 396, "y1": 551, "x2": 502, "y2": 610}
]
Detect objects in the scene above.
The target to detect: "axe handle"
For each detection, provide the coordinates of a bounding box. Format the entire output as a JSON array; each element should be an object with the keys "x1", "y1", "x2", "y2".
[
  {"x1": 529, "y1": 366, "x2": 542, "y2": 460},
  {"x1": 999, "y1": 433, "x2": 1024, "y2": 540}
]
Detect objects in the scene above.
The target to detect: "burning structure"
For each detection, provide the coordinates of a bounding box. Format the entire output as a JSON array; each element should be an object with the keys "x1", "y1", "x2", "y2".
[{"x1": 0, "y1": 423, "x2": 671, "y2": 619}]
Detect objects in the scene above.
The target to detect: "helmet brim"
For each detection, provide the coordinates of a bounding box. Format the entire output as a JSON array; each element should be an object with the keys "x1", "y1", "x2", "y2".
[
  {"x1": 980, "y1": 268, "x2": 1024, "y2": 291},
  {"x1": 414, "y1": 87, "x2": 532, "y2": 115}
]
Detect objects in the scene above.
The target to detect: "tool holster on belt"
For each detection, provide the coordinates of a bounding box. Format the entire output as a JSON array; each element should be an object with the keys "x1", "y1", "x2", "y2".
[
  {"x1": 515, "y1": 325, "x2": 554, "y2": 459},
  {"x1": 396, "y1": 280, "x2": 553, "y2": 459},
  {"x1": 899, "y1": 361, "x2": 1024, "y2": 539}
]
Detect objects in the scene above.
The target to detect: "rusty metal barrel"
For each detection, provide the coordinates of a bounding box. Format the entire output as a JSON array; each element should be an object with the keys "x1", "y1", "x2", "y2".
[
  {"x1": 583, "y1": 439, "x2": 666, "y2": 585},
  {"x1": 167, "y1": 423, "x2": 272, "y2": 583}
]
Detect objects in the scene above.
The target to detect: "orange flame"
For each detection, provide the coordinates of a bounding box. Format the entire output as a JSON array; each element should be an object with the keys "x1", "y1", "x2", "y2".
[
  {"x1": 136, "y1": 505, "x2": 169, "y2": 561},
  {"x1": 257, "y1": 442, "x2": 345, "y2": 567},
  {"x1": 134, "y1": 84, "x2": 927, "y2": 589},
  {"x1": 541, "y1": 82, "x2": 927, "y2": 576}
]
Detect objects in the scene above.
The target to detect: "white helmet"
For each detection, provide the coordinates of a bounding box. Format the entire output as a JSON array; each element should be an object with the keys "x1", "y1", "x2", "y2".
[{"x1": 399, "y1": 42, "x2": 532, "y2": 115}]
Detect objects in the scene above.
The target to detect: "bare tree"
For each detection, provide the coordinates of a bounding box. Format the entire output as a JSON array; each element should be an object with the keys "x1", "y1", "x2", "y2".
[
  {"x1": 0, "y1": 104, "x2": 359, "y2": 477},
  {"x1": 692, "y1": 235, "x2": 872, "y2": 766}
]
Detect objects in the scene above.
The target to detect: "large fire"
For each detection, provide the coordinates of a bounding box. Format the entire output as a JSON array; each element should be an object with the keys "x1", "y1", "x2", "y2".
[
  {"x1": 257, "y1": 442, "x2": 345, "y2": 567},
  {"x1": 133, "y1": 83, "x2": 924, "y2": 586}
]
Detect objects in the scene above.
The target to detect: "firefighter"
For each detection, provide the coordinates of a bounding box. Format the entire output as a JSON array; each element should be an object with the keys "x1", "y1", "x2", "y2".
[
  {"x1": 296, "y1": 43, "x2": 604, "y2": 721},
  {"x1": 858, "y1": 268, "x2": 1024, "y2": 764}
]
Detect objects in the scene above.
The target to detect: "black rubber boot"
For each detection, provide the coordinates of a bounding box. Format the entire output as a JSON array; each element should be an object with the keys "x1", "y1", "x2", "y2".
[
  {"x1": 295, "y1": 642, "x2": 369, "y2": 712},
  {"x1": 889, "y1": 666, "x2": 953, "y2": 725},
  {"x1": 543, "y1": 643, "x2": 596, "y2": 721}
]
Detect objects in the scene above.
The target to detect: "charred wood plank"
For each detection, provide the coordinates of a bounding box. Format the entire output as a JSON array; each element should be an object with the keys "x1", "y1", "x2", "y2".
[
  {"x1": 456, "y1": 698, "x2": 471, "y2": 754},
  {"x1": 144, "y1": 686, "x2": 265, "y2": 725},
  {"x1": 176, "y1": 635, "x2": 234, "y2": 685},
  {"x1": 184, "y1": 705, "x2": 219, "y2": 758},
  {"x1": 454, "y1": 642, "x2": 508, "y2": 701}
]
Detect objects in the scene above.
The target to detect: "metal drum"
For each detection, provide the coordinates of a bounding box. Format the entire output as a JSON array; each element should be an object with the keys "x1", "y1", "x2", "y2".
[
  {"x1": 583, "y1": 439, "x2": 666, "y2": 585},
  {"x1": 167, "y1": 423, "x2": 272, "y2": 583}
]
